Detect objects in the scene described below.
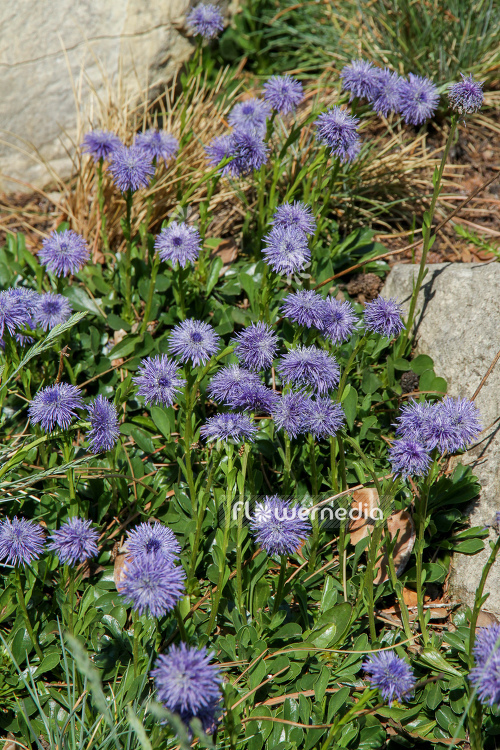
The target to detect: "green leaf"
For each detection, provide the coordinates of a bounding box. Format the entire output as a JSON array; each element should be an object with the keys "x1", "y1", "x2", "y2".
[
  {"x1": 62, "y1": 285, "x2": 104, "y2": 318},
  {"x1": 425, "y1": 681, "x2": 442, "y2": 710},
  {"x1": 206, "y1": 257, "x2": 224, "y2": 295},
  {"x1": 151, "y1": 406, "x2": 171, "y2": 439},
  {"x1": 34, "y1": 651, "x2": 61, "y2": 678},
  {"x1": 108, "y1": 334, "x2": 142, "y2": 360},
  {"x1": 342, "y1": 386, "x2": 358, "y2": 430},
  {"x1": 417, "y1": 648, "x2": 463, "y2": 677},
  {"x1": 410, "y1": 354, "x2": 434, "y2": 375}
]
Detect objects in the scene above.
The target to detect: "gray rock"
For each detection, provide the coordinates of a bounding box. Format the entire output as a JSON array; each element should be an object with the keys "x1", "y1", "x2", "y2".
[
  {"x1": 383, "y1": 262, "x2": 500, "y2": 614},
  {"x1": 0, "y1": 0, "x2": 224, "y2": 190}
]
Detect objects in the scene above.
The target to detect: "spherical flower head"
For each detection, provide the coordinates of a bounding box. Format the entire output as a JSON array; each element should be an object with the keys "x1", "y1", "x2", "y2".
[
  {"x1": 133, "y1": 355, "x2": 186, "y2": 407},
  {"x1": 272, "y1": 391, "x2": 311, "y2": 439},
  {"x1": 119, "y1": 555, "x2": 185, "y2": 617},
  {"x1": 207, "y1": 364, "x2": 261, "y2": 404},
  {"x1": 81, "y1": 129, "x2": 122, "y2": 161},
  {"x1": 363, "y1": 651, "x2": 416, "y2": 705},
  {"x1": 168, "y1": 319, "x2": 220, "y2": 367},
  {"x1": 371, "y1": 69, "x2": 404, "y2": 117},
  {"x1": 228, "y1": 98, "x2": 271, "y2": 136},
  {"x1": 277, "y1": 346, "x2": 340, "y2": 394},
  {"x1": 388, "y1": 438, "x2": 431, "y2": 479},
  {"x1": 399, "y1": 74, "x2": 440, "y2": 126},
  {"x1": 85, "y1": 395, "x2": 120, "y2": 453},
  {"x1": 469, "y1": 624, "x2": 500, "y2": 706},
  {"x1": 200, "y1": 412, "x2": 258, "y2": 442},
  {"x1": 233, "y1": 321, "x2": 279, "y2": 371},
  {"x1": 187, "y1": 2, "x2": 224, "y2": 39},
  {"x1": 426, "y1": 397, "x2": 482, "y2": 453},
  {"x1": 281, "y1": 290, "x2": 326, "y2": 330},
  {"x1": 7, "y1": 289, "x2": 39, "y2": 344},
  {"x1": 473, "y1": 624, "x2": 500, "y2": 669},
  {"x1": 0, "y1": 517, "x2": 45, "y2": 566},
  {"x1": 395, "y1": 400, "x2": 433, "y2": 439},
  {"x1": 155, "y1": 221, "x2": 201, "y2": 268},
  {"x1": 226, "y1": 381, "x2": 279, "y2": 415},
  {"x1": 152, "y1": 643, "x2": 222, "y2": 719},
  {"x1": 340, "y1": 59, "x2": 381, "y2": 102},
  {"x1": 315, "y1": 106, "x2": 361, "y2": 162},
  {"x1": 263, "y1": 75, "x2": 304, "y2": 114},
  {"x1": 38, "y1": 229, "x2": 90, "y2": 277},
  {"x1": 135, "y1": 129, "x2": 179, "y2": 163},
  {"x1": 250, "y1": 496, "x2": 311, "y2": 556},
  {"x1": 229, "y1": 129, "x2": 270, "y2": 177},
  {"x1": 108, "y1": 144, "x2": 155, "y2": 192},
  {"x1": 305, "y1": 397, "x2": 345, "y2": 439},
  {"x1": 205, "y1": 134, "x2": 234, "y2": 175},
  {"x1": 320, "y1": 298, "x2": 358, "y2": 344},
  {"x1": 271, "y1": 200, "x2": 316, "y2": 235},
  {"x1": 35, "y1": 293, "x2": 72, "y2": 331},
  {"x1": 29, "y1": 382, "x2": 84, "y2": 432},
  {"x1": 0, "y1": 289, "x2": 32, "y2": 338},
  {"x1": 364, "y1": 297, "x2": 404, "y2": 338},
  {"x1": 449, "y1": 74, "x2": 484, "y2": 115},
  {"x1": 47, "y1": 517, "x2": 99, "y2": 566},
  {"x1": 262, "y1": 225, "x2": 311, "y2": 276},
  {"x1": 125, "y1": 522, "x2": 181, "y2": 564}
]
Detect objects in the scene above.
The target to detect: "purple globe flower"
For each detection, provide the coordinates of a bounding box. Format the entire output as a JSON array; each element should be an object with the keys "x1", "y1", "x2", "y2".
[
  {"x1": 229, "y1": 129, "x2": 270, "y2": 177},
  {"x1": 81, "y1": 130, "x2": 122, "y2": 162},
  {"x1": 395, "y1": 400, "x2": 432, "y2": 439},
  {"x1": 472, "y1": 624, "x2": 500, "y2": 669},
  {"x1": 38, "y1": 229, "x2": 90, "y2": 277},
  {"x1": 47, "y1": 517, "x2": 99, "y2": 566},
  {"x1": 151, "y1": 644, "x2": 222, "y2": 727},
  {"x1": 371, "y1": 69, "x2": 404, "y2": 117},
  {"x1": 133, "y1": 355, "x2": 186, "y2": 406},
  {"x1": 226, "y1": 381, "x2": 279, "y2": 414},
  {"x1": 228, "y1": 98, "x2": 271, "y2": 136},
  {"x1": 205, "y1": 130, "x2": 269, "y2": 177},
  {"x1": 364, "y1": 297, "x2": 404, "y2": 338},
  {"x1": 119, "y1": 555, "x2": 185, "y2": 617},
  {"x1": 470, "y1": 647, "x2": 500, "y2": 708},
  {"x1": 108, "y1": 144, "x2": 155, "y2": 192},
  {"x1": 262, "y1": 225, "x2": 311, "y2": 276},
  {"x1": 340, "y1": 59, "x2": 381, "y2": 102},
  {"x1": 86, "y1": 396, "x2": 120, "y2": 453},
  {"x1": 315, "y1": 106, "x2": 361, "y2": 162},
  {"x1": 187, "y1": 2, "x2": 224, "y2": 39},
  {"x1": 125, "y1": 522, "x2": 181, "y2": 564},
  {"x1": 272, "y1": 391, "x2": 311, "y2": 439},
  {"x1": 426, "y1": 397, "x2": 482, "y2": 453},
  {"x1": 0, "y1": 289, "x2": 31, "y2": 338},
  {"x1": 449, "y1": 74, "x2": 484, "y2": 115},
  {"x1": 250, "y1": 496, "x2": 311, "y2": 556},
  {"x1": 7, "y1": 289, "x2": 39, "y2": 344},
  {"x1": 281, "y1": 290, "x2": 326, "y2": 329},
  {"x1": 277, "y1": 346, "x2": 340, "y2": 394},
  {"x1": 305, "y1": 398, "x2": 345, "y2": 439},
  {"x1": 271, "y1": 200, "x2": 316, "y2": 235},
  {"x1": 29, "y1": 383, "x2": 84, "y2": 432},
  {"x1": 199, "y1": 412, "x2": 258, "y2": 442},
  {"x1": 35, "y1": 293, "x2": 72, "y2": 331},
  {"x1": 363, "y1": 651, "x2": 416, "y2": 706},
  {"x1": 135, "y1": 129, "x2": 179, "y2": 163},
  {"x1": 263, "y1": 75, "x2": 304, "y2": 114},
  {"x1": 232, "y1": 321, "x2": 279, "y2": 371},
  {"x1": 207, "y1": 364, "x2": 261, "y2": 403},
  {"x1": 320, "y1": 298, "x2": 358, "y2": 344},
  {"x1": 168, "y1": 319, "x2": 220, "y2": 367},
  {"x1": 399, "y1": 74, "x2": 440, "y2": 126},
  {"x1": 0, "y1": 517, "x2": 45, "y2": 567},
  {"x1": 388, "y1": 438, "x2": 431, "y2": 479},
  {"x1": 155, "y1": 221, "x2": 202, "y2": 268},
  {"x1": 205, "y1": 134, "x2": 234, "y2": 175}
]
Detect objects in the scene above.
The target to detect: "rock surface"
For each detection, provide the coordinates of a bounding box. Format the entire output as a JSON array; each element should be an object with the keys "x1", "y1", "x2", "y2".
[
  {"x1": 0, "y1": 0, "x2": 221, "y2": 190},
  {"x1": 383, "y1": 262, "x2": 500, "y2": 614}
]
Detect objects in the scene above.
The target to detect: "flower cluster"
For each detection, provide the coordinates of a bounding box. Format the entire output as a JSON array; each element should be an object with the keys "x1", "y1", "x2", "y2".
[
  {"x1": 119, "y1": 521, "x2": 185, "y2": 617},
  {"x1": 340, "y1": 59, "x2": 441, "y2": 125},
  {"x1": 0, "y1": 287, "x2": 73, "y2": 343},
  {"x1": 152, "y1": 643, "x2": 222, "y2": 732},
  {"x1": 135, "y1": 129, "x2": 179, "y2": 163},
  {"x1": 250, "y1": 496, "x2": 311, "y2": 556},
  {"x1": 469, "y1": 623, "x2": 500, "y2": 706},
  {"x1": 187, "y1": 2, "x2": 224, "y2": 39},
  {"x1": 363, "y1": 650, "x2": 416, "y2": 705},
  {"x1": 155, "y1": 221, "x2": 202, "y2": 268},
  {"x1": 281, "y1": 290, "x2": 358, "y2": 343},
  {"x1": 39, "y1": 229, "x2": 90, "y2": 277},
  {"x1": 48, "y1": 518, "x2": 99, "y2": 566},
  {"x1": 390, "y1": 396, "x2": 482, "y2": 477}
]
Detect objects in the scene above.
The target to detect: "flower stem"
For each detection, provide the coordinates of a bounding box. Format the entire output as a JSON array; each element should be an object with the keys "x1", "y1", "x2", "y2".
[
  {"x1": 140, "y1": 253, "x2": 160, "y2": 336},
  {"x1": 132, "y1": 609, "x2": 139, "y2": 678},
  {"x1": 15, "y1": 568, "x2": 43, "y2": 661},
  {"x1": 414, "y1": 470, "x2": 433, "y2": 647},
  {"x1": 272, "y1": 556, "x2": 288, "y2": 616},
  {"x1": 62, "y1": 437, "x2": 78, "y2": 517},
  {"x1": 236, "y1": 444, "x2": 250, "y2": 614},
  {"x1": 308, "y1": 434, "x2": 320, "y2": 573},
  {"x1": 97, "y1": 159, "x2": 109, "y2": 253},
  {"x1": 398, "y1": 115, "x2": 458, "y2": 357},
  {"x1": 67, "y1": 567, "x2": 75, "y2": 635},
  {"x1": 124, "y1": 189, "x2": 134, "y2": 316},
  {"x1": 283, "y1": 432, "x2": 292, "y2": 494}
]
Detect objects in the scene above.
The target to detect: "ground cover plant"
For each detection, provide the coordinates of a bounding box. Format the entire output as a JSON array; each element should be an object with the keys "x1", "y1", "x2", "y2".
[{"x1": 1, "y1": 6, "x2": 500, "y2": 750}]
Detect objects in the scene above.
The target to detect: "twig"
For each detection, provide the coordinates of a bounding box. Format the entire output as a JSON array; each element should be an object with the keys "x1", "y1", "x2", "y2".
[{"x1": 471, "y1": 346, "x2": 500, "y2": 402}]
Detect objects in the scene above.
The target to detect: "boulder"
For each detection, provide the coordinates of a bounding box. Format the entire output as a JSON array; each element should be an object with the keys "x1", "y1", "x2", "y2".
[
  {"x1": 0, "y1": 0, "x2": 223, "y2": 190},
  {"x1": 383, "y1": 262, "x2": 500, "y2": 614}
]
